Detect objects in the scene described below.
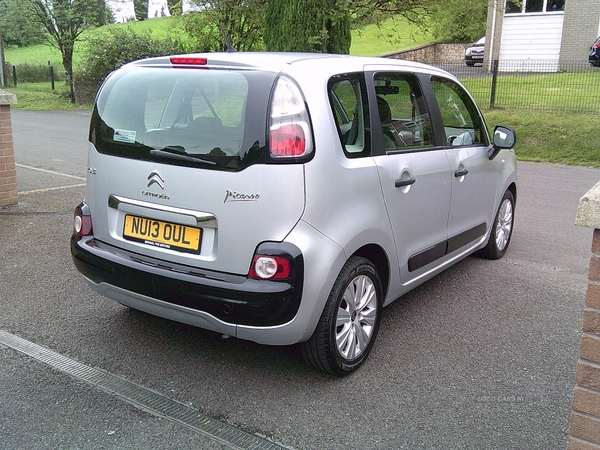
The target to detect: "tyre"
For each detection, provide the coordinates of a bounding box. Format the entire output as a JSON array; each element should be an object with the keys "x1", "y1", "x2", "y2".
[
  {"x1": 301, "y1": 256, "x2": 383, "y2": 376},
  {"x1": 478, "y1": 190, "x2": 515, "y2": 260}
]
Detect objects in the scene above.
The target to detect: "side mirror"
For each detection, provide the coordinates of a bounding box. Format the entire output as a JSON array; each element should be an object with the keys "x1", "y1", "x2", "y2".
[{"x1": 489, "y1": 125, "x2": 516, "y2": 159}]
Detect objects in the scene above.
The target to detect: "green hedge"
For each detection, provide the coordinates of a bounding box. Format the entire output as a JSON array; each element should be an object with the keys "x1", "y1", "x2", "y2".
[{"x1": 74, "y1": 27, "x2": 187, "y2": 103}]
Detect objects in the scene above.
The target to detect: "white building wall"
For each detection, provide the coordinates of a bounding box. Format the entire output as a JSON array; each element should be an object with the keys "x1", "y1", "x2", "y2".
[
  {"x1": 107, "y1": 0, "x2": 175, "y2": 22},
  {"x1": 499, "y1": 13, "x2": 565, "y2": 60},
  {"x1": 148, "y1": 0, "x2": 171, "y2": 18},
  {"x1": 106, "y1": 0, "x2": 136, "y2": 23},
  {"x1": 499, "y1": 13, "x2": 565, "y2": 71}
]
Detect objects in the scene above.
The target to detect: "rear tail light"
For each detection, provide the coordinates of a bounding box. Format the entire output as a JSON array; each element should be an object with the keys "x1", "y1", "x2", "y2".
[
  {"x1": 249, "y1": 255, "x2": 291, "y2": 280},
  {"x1": 268, "y1": 76, "x2": 313, "y2": 160},
  {"x1": 73, "y1": 204, "x2": 93, "y2": 236},
  {"x1": 270, "y1": 123, "x2": 306, "y2": 157},
  {"x1": 595, "y1": 42, "x2": 600, "y2": 49}
]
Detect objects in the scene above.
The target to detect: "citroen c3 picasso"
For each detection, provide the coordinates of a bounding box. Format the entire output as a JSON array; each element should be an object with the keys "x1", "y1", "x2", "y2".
[{"x1": 71, "y1": 52, "x2": 517, "y2": 375}]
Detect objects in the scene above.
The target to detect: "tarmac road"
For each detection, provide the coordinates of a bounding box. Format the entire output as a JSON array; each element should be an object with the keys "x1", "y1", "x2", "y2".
[{"x1": 1, "y1": 109, "x2": 599, "y2": 449}]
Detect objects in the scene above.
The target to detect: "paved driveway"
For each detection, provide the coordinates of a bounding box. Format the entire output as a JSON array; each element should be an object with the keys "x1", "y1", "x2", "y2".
[{"x1": 1, "y1": 109, "x2": 599, "y2": 449}]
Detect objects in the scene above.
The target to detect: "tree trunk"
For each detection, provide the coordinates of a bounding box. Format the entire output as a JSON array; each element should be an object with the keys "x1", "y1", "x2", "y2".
[{"x1": 61, "y1": 44, "x2": 75, "y2": 103}]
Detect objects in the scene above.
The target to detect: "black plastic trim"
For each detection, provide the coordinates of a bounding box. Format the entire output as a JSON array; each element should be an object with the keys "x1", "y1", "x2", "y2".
[
  {"x1": 70, "y1": 235, "x2": 304, "y2": 327},
  {"x1": 408, "y1": 222, "x2": 487, "y2": 272}
]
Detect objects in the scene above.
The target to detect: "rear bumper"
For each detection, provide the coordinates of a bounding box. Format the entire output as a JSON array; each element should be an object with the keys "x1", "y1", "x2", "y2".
[{"x1": 71, "y1": 234, "x2": 304, "y2": 329}]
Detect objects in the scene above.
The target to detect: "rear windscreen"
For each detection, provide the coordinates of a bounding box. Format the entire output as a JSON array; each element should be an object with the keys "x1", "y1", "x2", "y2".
[{"x1": 90, "y1": 67, "x2": 277, "y2": 171}]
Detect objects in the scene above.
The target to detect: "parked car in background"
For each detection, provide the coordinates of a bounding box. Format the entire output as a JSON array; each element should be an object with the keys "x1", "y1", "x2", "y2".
[
  {"x1": 590, "y1": 37, "x2": 600, "y2": 67},
  {"x1": 465, "y1": 37, "x2": 486, "y2": 66},
  {"x1": 71, "y1": 52, "x2": 517, "y2": 376}
]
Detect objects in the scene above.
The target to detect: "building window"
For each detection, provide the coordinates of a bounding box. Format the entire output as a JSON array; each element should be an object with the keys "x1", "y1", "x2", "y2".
[
  {"x1": 546, "y1": 0, "x2": 565, "y2": 11},
  {"x1": 506, "y1": 0, "x2": 564, "y2": 13}
]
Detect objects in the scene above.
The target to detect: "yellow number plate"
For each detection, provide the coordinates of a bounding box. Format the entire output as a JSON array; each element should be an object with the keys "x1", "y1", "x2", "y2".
[{"x1": 123, "y1": 215, "x2": 201, "y2": 254}]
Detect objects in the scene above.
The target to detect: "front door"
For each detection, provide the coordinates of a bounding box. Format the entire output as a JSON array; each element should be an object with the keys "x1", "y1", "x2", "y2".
[{"x1": 429, "y1": 77, "x2": 497, "y2": 254}]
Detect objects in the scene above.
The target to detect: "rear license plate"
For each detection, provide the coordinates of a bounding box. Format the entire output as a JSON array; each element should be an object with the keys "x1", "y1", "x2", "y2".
[{"x1": 123, "y1": 215, "x2": 201, "y2": 254}]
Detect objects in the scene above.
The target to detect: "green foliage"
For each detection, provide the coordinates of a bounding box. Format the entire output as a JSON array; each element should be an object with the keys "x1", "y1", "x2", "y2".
[
  {"x1": 133, "y1": 0, "x2": 148, "y2": 21},
  {"x1": 264, "y1": 0, "x2": 351, "y2": 54},
  {"x1": 8, "y1": 63, "x2": 64, "y2": 84},
  {"x1": 171, "y1": 12, "x2": 223, "y2": 52},
  {"x1": 348, "y1": 0, "x2": 435, "y2": 33},
  {"x1": 0, "y1": 0, "x2": 46, "y2": 47},
  {"x1": 429, "y1": 0, "x2": 487, "y2": 42},
  {"x1": 166, "y1": 0, "x2": 182, "y2": 16},
  {"x1": 28, "y1": 0, "x2": 109, "y2": 102},
  {"x1": 75, "y1": 26, "x2": 186, "y2": 102},
  {"x1": 349, "y1": 16, "x2": 431, "y2": 56},
  {"x1": 176, "y1": 1, "x2": 266, "y2": 52}
]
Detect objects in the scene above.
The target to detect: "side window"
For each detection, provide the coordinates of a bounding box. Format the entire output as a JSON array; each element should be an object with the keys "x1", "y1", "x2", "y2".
[
  {"x1": 328, "y1": 73, "x2": 371, "y2": 158},
  {"x1": 431, "y1": 77, "x2": 487, "y2": 147},
  {"x1": 373, "y1": 73, "x2": 433, "y2": 151}
]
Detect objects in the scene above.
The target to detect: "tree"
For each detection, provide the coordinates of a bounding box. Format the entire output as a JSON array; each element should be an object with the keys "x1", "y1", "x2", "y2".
[
  {"x1": 347, "y1": 0, "x2": 435, "y2": 31},
  {"x1": 264, "y1": 0, "x2": 351, "y2": 54},
  {"x1": 177, "y1": 0, "x2": 266, "y2": 52},
  {"x1": 133, "y1": 0, "x2": 147, "y2": 21},
  {"x1": 166, "y1": 0, "x2": 182, "y2": 16},
  {"x1": 29, "y1": 0, "x2": 105, "y2": 103},
  {"x1": 0, "y1": 0, "x2": 46, "y2": 47},
  {"x1": 428, "y1": 0, "x2": 488, "y2": 42}
]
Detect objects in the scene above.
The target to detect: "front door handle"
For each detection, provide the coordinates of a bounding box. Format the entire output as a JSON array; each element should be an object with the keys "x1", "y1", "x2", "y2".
[
  {"x1": 454, "y1": 169, "x2": 469, "y2": 177},
  {"x1": 395, "y1": 178, "x2": 416, "y2": 188}
]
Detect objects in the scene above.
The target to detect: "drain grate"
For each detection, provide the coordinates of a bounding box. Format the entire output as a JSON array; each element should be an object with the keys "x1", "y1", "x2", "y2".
[{"x1": 0, "y1": 329, "x2": 288, "y2": 450}]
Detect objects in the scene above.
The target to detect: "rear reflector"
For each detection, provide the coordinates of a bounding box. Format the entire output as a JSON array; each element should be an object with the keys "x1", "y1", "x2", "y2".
[{"x1": 170, "y1": 57, "x2": 208, "y2": 66}]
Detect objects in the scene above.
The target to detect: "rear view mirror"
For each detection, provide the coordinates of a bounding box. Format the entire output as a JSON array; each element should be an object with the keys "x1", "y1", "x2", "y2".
[
  {"x1": 493, "y1": 125, "x2": 516, "y2": 149},
  {"x1": 489, "y1": 125, "x2": 516, "y2": 159}
]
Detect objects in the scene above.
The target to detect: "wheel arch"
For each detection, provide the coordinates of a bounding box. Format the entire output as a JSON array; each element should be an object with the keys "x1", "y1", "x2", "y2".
[
  {"x1": 351, "y1": 244, "x2": 390, "y2": 300},
  {"x1": 507, "y1": 182, "x2": 517, "y2": 205}
]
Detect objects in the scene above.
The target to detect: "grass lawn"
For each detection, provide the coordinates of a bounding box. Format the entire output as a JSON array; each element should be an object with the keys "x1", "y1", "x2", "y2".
[{"x1": 484, "y1": 110, "x2": 600, "y2": 168}]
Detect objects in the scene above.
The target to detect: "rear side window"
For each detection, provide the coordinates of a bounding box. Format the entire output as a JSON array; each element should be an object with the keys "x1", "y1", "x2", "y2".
[
  {"x1": 430, "y1": 77, "x2": 488, "y2": 147},
  {"x1": 373, "y1": 73, "x2": 433, "y2": 152},
  {"x1": 90, "y1": 67, "x2": 277, "y2": 171}
]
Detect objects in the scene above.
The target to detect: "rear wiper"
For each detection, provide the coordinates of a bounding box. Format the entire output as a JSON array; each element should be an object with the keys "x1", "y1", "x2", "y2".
[{"x1": 150, "y1": 147, "x2": 216, "y2": 165}]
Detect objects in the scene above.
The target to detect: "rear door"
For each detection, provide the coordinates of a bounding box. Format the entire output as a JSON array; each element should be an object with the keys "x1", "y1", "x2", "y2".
[
  {"x1": 88, "y1": 66, "x2": 306, "y2": 275},
  {"x1": 366, "y1": 70, "x2": 452, "y2": 284}
]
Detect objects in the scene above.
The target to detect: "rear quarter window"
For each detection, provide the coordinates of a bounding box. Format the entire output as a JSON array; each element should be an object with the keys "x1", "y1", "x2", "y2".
[{"x1": 328, "y1": 73, "x2": 371, "y2": 158}]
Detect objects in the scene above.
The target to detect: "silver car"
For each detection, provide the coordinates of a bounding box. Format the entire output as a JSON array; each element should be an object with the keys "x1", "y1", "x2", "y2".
[
  {"x1": 465, "y1": 36, "x2": 485, "y2": 66},
  {"x1": 71, "y1": 52, "x2": 517, "y2": 375}
]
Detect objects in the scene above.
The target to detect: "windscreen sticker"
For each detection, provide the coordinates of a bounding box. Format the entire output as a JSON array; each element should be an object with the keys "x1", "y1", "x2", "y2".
[{"x1": 114, "y1": 129, "x2": 137, "y2": 144}]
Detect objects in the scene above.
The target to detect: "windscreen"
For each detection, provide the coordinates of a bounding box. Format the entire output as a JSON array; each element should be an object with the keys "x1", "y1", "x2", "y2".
[{"x1": 90, "y1": 67, "x2": 277, "y2": 171}]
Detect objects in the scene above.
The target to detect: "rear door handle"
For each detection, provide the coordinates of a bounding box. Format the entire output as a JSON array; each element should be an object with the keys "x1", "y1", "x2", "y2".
[
  {"x1": 454, "y1": 169, "x2": 469, "y2": 177},
  {"x1": 395, "y1": 178, "x2": 416, "y2": 188}
]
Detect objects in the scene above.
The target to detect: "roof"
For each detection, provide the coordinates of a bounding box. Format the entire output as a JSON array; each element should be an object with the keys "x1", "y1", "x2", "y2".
[{"x1": 125, "y1": 52, "x2": 453, "y2": 79}]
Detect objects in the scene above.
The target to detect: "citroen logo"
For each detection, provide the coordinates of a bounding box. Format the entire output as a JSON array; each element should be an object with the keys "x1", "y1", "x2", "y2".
[{"x1": 147, "y1": 170, "x2": 165, "y2": 190}]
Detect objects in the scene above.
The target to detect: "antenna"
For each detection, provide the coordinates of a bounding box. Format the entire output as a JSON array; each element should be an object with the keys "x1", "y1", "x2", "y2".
[{"x1": 218, "y1": 24, "x2": 237, "y2": 53}]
